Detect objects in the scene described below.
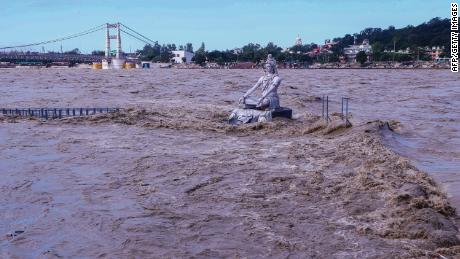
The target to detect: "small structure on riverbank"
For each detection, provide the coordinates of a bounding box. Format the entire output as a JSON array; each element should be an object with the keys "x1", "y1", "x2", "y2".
[
  {"x1": 344, "y1": 38, "x2": 373, "y2": 62},
  {"x1": 171, "y1": 50, "x2": 194, "y2": 64}
]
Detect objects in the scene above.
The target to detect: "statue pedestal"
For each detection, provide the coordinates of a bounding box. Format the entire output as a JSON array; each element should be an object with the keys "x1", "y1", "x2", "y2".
[
  {"x1": 228, "y1": 107, "x2": 292, "y2": 125},
  {"x1": 272, "y1": 107, "x2": 292, "y2": 119},
  {"x1": 228, "y1": 108, "x2": 272, "y2": 125}
]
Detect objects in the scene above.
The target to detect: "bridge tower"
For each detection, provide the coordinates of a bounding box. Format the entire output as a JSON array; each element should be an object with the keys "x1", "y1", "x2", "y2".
[
  {"x1": 105, "y1": 23, "x2": 111, "y2": 58},
  {"x1": 116, "y1": 23, "x2": 122, "y2": 59},
  {"x1": 103, "y1": 23, "x2": 125, "y2": 69}
]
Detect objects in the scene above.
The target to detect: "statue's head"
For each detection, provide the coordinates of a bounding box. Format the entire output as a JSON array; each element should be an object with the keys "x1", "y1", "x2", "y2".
[
  {"x1": 264, "y1": 54, "x2": 278, "y2": 75},
  {"x1": 264, "y1": 63, "x2": 275, "y2": 74}
]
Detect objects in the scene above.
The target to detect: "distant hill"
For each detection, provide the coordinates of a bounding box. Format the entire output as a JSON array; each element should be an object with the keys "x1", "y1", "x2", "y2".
[
  {"x1": 137, "y1": 17, "x2": 450, "y2": 64},
  {"x1": 332, "y1": 17, "x2": 450, "y2": 54}
]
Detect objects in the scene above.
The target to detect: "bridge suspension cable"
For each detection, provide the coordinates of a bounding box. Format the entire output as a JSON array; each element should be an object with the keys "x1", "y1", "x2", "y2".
[
  {"x1": 0, "y1": 24, "x2": 106, "y2": 50},
  {"x1": 119, "y1": 23, "x2": 157, "y2": 45},
  {"x1": 0, "y1": 23, "x2": 157, "y2": 53},
  {"x1": 120, "y1": 29, "x2": 154, "y2": 46}
]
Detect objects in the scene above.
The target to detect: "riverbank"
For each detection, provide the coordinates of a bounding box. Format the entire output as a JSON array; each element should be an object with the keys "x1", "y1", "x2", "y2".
[
  {"x1": 174, "y1": 60, "x2": 450, "y2": 69},
  {"x1": 0, "y1": 60, "x2": 451, "y2": 70},
  {"x1": 307, "y1": 61, "x2": 451, "y2": 69}
]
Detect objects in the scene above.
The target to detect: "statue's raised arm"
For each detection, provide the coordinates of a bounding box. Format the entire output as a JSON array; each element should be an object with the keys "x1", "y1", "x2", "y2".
[
  {"x1": 239, "y1": 77, "x2": 263, "y2": 104},
  {"x1": 239, "y1": 54, "x2": 281, "y2": 110}
]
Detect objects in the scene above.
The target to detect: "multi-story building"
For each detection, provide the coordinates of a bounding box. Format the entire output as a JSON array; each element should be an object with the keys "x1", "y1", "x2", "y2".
[
  {"x1": 171, "y1": 50, "x2": 194, "y2": 64},
  {"x1": 430, "y1": 46, "x2": 445, "y2": 60},
  {"x1": 343, "y1": 39, "x2": 372, "y2": 62}
]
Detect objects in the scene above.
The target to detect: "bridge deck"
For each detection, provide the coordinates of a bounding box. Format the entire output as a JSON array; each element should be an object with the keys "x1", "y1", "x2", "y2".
[{"x1": 0, "y1": 53, "x2": 105, "y2": 63}]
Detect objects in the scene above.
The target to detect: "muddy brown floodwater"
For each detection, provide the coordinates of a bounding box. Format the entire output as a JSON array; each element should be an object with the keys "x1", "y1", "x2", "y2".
[{"x1": 0, "y1": 68, "x2": 459, "y2": 258}]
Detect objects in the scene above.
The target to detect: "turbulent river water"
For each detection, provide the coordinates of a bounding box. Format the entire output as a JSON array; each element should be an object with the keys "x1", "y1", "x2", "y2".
[
  {"x1": 292, "y1": 69, "x2": 460, "y2": 205},
  {"x1": 0, "y1": 68, "x2": 459, "y2": 257}
]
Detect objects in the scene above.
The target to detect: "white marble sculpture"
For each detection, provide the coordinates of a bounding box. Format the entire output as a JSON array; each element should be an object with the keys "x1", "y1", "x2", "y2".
[
  {"x1": 229, "y1": 54, "x2": 284, "y2": 125},
  {"x1": 240, "y1": 54, "x2": 281, "y2": 110}
]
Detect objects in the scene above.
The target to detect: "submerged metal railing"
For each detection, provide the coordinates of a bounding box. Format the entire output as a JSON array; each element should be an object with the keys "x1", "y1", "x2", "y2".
[
  {"x1": 341, "y1": 97, "x2": 351, "y2": 127},
  {"x1": 321, "y1": 96, "x2": 351, "y2": 126},
  {"x1": 1, "y1": 107, "x2": 120, "y2": 120},
  {"x1": 322, "y1": 95, "x2": 329, "y2": 122}
]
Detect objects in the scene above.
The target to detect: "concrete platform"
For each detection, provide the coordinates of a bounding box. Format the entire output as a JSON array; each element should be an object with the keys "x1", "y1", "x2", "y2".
[{"x1": 272, "y1": 107, "x2": 292, "y2": 119}]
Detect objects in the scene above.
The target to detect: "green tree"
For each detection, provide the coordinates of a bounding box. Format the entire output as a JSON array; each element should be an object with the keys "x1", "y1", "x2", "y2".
[
  {"x1": 192, "y1": 52, "x2": 206, "y2": 65},
  {"x1": 197, "y1": 42, "x2": 205, "y2": 53},
  {"x1": 167, "y1": 44, "x2": 177, "y2": 51},
  {"x1": 65, "y1": 48, "x2": 80, "y2": 55},
  {"x1": 240, "y1": 43, "x2": 261, "y2": 62},
  {"x1": 91, "y1": 50, "x2": 105, "y2": 56},
  {"x1": 153, "y1": 44, "x2": 173, "y2": 63},
  {"x1": 207, "y1": 50, "x2": 226, "y2": 64},
  {"x1": 327, "y1": 18, "x2": 449, "y2": 62},
  {"x1": 185, "y1": 43, "x2": 193, "y2": 53},
  {"x1": 356, "y1": 51, "x2": 367, "y2": 65},
  {"x1": 133, "y1": 17, "x2": 448, "y2": 65},
  {"x1": 371, "y1": 42, "x2": 384, "y2": 61},
  {"x1": 139, "y1": 42, "x2": 161, "y2": 61}
]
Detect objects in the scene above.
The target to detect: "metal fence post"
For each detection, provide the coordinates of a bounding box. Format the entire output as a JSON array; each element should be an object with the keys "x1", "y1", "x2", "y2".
[
  {"x1": 341, "y1": 97, "x2": 344, "y2": 120},
  {"x1": 345, "y1": 98, "x2": 349, "y2": 126},
  {"x1": 322, "y1": 95, "x2": 325, "y2": 119}
]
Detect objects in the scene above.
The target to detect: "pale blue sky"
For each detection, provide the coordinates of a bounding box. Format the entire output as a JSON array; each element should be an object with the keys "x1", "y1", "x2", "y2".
[{"x1": 0, "y1": 0, "x2": 451, "y2": 53}]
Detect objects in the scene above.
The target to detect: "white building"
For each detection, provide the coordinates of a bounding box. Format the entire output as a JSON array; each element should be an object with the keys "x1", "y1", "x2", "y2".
[
  {"x1": 343, "y1": 39, "x2": 373, "y2": 62},
  {"x1": 171, "y1": 50, "x2": 194, "y2": 64},
  {"x1": 294, "y1": 35, "x2": 303, "y2": 46},
  {"x1": 233, "y1": 48, "x2": 243, "y2": 55}
]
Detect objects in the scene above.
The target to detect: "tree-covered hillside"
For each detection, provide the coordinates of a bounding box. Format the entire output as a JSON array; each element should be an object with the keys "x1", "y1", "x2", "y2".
[{"x1": 136, "y1": 17, "x2": 450, "y2": 64}]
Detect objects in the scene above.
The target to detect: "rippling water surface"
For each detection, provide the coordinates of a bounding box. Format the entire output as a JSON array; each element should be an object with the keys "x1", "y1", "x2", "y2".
[
  {"x1": 285, "y1": 69, "x2": 459, "y2": 204},
  {"x1": 1, "y1": 68, "x2": 459, "y2": 257},
  {"x1": 1, "y1": 68, "x2": 458, "y2": 178}
]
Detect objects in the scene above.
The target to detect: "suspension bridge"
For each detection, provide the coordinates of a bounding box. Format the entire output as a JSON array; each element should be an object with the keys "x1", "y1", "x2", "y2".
[{"x1": 0, "y1": 23, "x2": 156, "y2": 65}]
